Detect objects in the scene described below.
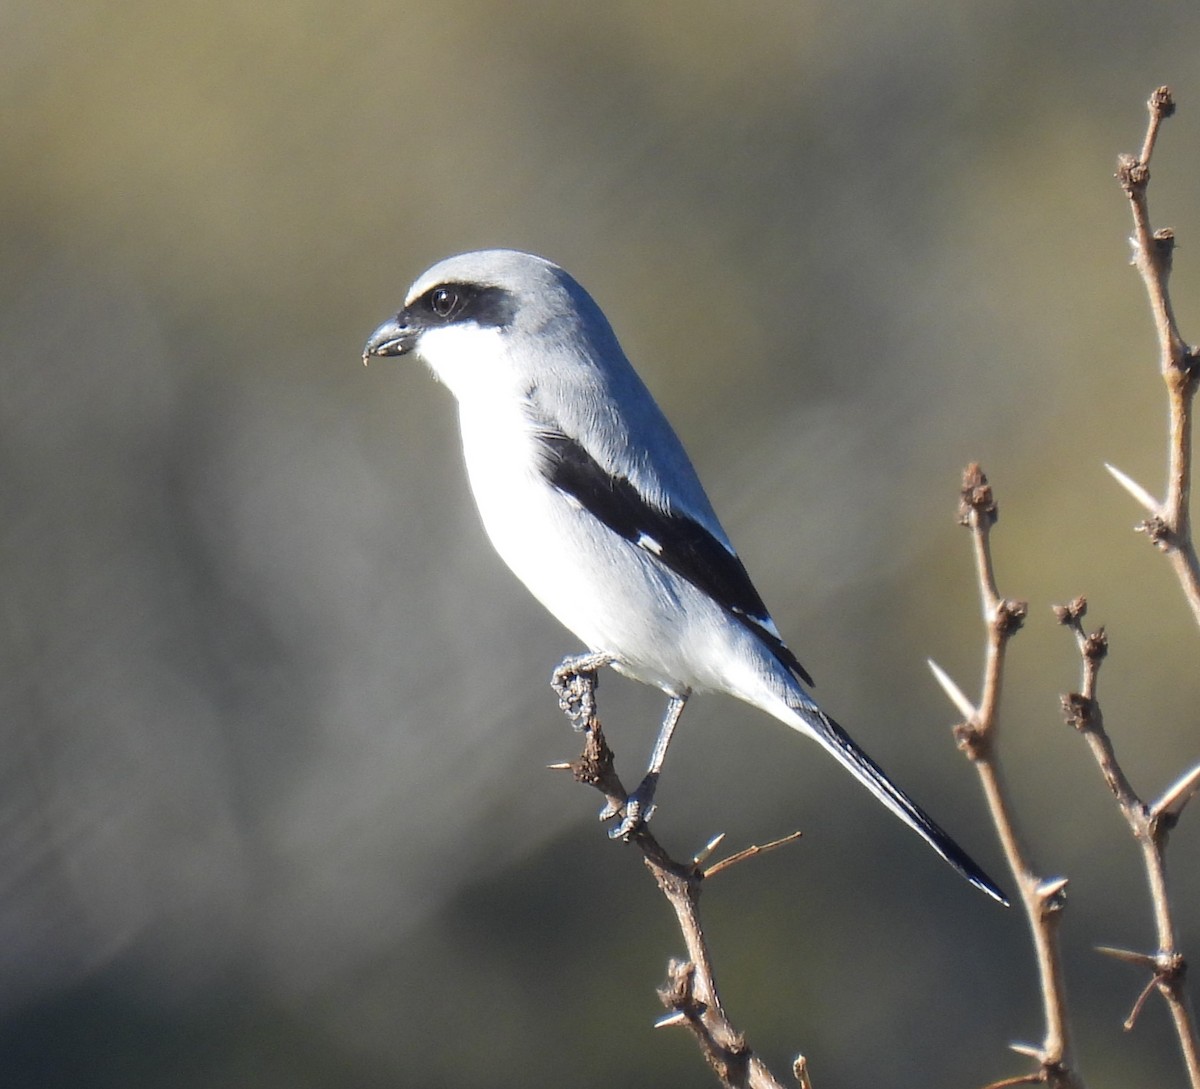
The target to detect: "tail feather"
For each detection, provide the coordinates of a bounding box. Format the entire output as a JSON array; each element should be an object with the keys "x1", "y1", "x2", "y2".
[{"x1": 792, "y1": 702, "x2": 1008, "y2": 905}]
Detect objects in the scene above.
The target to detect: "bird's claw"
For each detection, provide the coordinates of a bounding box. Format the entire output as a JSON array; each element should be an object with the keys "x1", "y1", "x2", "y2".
[
  {"x1": 603, "y1": 773, "x2": 659, "y2": 839},
  {"x1": 608, "y1": 801, "x2": 656, "y2": 840},
  {"x1": 556, "y1": 681, "x2": 596, "y2": 730},
  {"x1": 551, "y1": 653, "x2": 611, "y2": 730}
]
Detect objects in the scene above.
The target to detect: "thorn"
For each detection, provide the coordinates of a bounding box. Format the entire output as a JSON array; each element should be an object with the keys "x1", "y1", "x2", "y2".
[
  {"x1": 1036, "y1": 876, "x2": 1070, "y2": 903},
  {"x1": 654, "y1": 1009, "x2": 689, "y2": 1029},
  {"x1": 1096, "y1": 945, "x2": 1157, "y2": 969},
  {"x1": 927, "y1": 659, "x2": 979, "y2": 720},
  {"x1": 1008, "y1": 1041, "x2": 1043, "y2": 1060},
  {"x1": 1126, "y1": 232, "x2": 1140, "y2": 264},
  {"x1": 1104, "y1": 462, "x2": 1160, "y2": 514},
  {"x1": 692, "y1": 832, "x2": 726, "y2": 867},
  {"x1": 546, "y1": 761, "x2": 573, "y2": 771},
  {"x1": 1152, "y1": 761, "x2": 1200, "y2": 820},
  {"x1": 793, "y1": 1054, "x2": 813, "y2": 1089}
]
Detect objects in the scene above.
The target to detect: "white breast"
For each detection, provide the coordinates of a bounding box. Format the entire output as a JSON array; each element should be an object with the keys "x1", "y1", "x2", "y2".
[{"x1": 420, "y1": 321, "x2": 787, "y2": 709}]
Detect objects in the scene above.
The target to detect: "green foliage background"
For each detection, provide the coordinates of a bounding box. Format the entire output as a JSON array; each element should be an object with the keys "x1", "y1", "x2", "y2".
[{"x1": 2, "y1": 3, "x2": 1200, "y2": 1086}]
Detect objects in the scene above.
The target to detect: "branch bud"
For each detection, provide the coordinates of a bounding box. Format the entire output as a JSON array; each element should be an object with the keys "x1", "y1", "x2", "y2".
[
  {"x1": 1060, "y1": 692, "x2": 1095, "y2": 731},
  {"x1": 958, "y1": 463, "x2": 997, "y2": 526},
  {"x1": 1052, "y1": 596, "x2": 1088, "y2": 625},
  {"x1": 995, "y1": 598, "x2": 1028, "y2": 635},
  {"x1": 1149, "y1": 85, "x2": 1176, "y2": 118}
]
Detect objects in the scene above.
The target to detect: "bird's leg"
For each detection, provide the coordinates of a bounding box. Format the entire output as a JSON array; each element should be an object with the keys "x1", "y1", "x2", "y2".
[
  {"x1": 551, "y1": 651, "x2": 615, "y2": 730},
  {"x1": 610, "y1": 691, "x2": 690, "y2": 840}
]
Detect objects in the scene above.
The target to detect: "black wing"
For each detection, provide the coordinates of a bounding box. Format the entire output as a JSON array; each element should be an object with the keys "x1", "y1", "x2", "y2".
[{"x1": 536, "y1": 429, "x2": 813, "y2": 687}]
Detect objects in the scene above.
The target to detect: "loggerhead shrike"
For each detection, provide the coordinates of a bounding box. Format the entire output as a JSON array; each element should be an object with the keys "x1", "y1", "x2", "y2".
[{"x1": 364, "y1": 249, "x2": 1006, "y2": 904}]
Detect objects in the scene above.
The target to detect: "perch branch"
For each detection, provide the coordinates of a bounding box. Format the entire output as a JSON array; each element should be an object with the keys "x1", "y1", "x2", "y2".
[{"x1": 551, "y1": 660, "x2": 804, "y2": 1089}]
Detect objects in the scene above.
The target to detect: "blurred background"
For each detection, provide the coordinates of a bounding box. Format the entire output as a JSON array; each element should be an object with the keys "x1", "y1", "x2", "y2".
[{"x1": 3, "y1": 2, "x2": 1200, "y2": 1086}]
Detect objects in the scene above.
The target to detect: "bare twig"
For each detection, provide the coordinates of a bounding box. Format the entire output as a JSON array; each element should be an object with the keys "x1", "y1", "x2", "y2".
[
  {"x1": 1055, "y1": 600, "x2": 1200, "y2": 1088},
  {"x1": 552, "y1": 660, "x2": 800, "y2": 1089},
  {"x1": 703, "y1": 831, "x2": 804, "y2": 880},
  {"x1": 1112, "y1": 86, "x2": 1200, "y2": 626},
  {"x1": 931, "y1": 464, "x2": 1083, "y2": 1089}
]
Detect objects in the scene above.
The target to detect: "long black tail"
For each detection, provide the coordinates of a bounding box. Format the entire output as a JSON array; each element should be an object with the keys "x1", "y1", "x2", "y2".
[{"x1": 794, "y1": 703, "x2": 1008, "y2": 905}]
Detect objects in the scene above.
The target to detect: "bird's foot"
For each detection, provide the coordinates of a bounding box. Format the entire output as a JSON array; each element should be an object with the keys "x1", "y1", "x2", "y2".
[
  {"x1": 605, "y1": 772, "x2": 659, "y2": 840},
  {"x1": 551, "y1": 651, "x2": 614, "y2": 730}
]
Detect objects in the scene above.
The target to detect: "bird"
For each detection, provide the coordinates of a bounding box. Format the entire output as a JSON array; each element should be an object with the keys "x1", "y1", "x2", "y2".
[{"x1": 363, "y1": 248, "x2": 1007, "y2": 904}]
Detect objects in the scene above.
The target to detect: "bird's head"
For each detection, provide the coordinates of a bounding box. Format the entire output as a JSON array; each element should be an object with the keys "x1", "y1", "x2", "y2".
[{"x1": 362, "y1": 249, "x2": 618, "y2": 404}]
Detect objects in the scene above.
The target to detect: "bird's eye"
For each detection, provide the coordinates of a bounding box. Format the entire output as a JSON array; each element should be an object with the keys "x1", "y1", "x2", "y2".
[{"x1": 430, "y1": 287, "x2": 458, "y2": 318}]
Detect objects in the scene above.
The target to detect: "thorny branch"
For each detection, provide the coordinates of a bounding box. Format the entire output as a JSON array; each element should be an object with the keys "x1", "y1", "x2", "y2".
[
  {"x1": 1102, "y1": 86, "x2": 1200, "y2": 1089},
  {"x1": 550, "y1": 661, "x2": 805, "y2": 1089},
  {"x1": 1110, "y1": 86, "x2": 1200, "y2": 626},
  {"x1": 930, "y1": 465, "x2": 1083, "y2": 1089},
  {"x1": 926, "y1": 88, "x2": 1200, "y2": 1089},
  {"x1": 1056, "y1": 600, "x2": 1200, "y2": 1088}
]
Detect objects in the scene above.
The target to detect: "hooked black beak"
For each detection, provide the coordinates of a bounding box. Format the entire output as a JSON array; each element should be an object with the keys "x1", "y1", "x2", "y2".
[{"x1": 362, "y1": 315, "x2": 417, "y2": 365}]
